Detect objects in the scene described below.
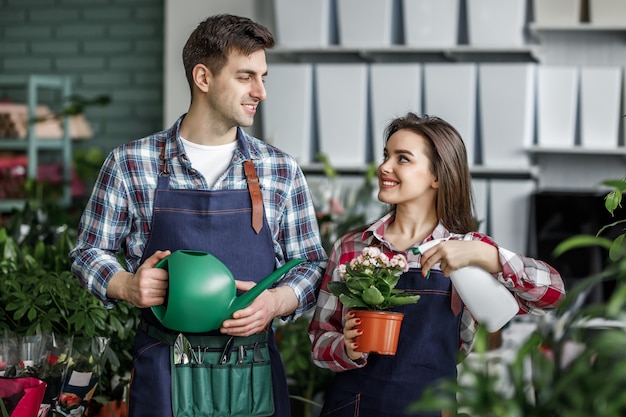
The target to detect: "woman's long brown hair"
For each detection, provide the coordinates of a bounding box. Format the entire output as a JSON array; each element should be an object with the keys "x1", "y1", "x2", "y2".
[{"x1": 383, "y1": 113, "x2": 476, "y2": 234}]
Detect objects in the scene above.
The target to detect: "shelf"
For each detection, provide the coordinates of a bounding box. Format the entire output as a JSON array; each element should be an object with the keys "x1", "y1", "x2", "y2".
[
  {"x1": 526, "y1": 146, "x2": 626, "y2": 156},
  {"x1": 267, "y1": 45, "x2": 540, "y2": 63},
  {"x1": 0, "y1": 199, "x2": 26, "y2": 212},
  {"x1": 0, "y1": 138, "x2": 67, "y2": 151},
  {"x1": 529, "y1": 23, "x2": 626, "y2": 32},
  {"x1": 0, "y1": 75, "x2": 72, "y2": 209},
  {"x1": 301, "y1": 163, "x2": 537, "y2": 180}
]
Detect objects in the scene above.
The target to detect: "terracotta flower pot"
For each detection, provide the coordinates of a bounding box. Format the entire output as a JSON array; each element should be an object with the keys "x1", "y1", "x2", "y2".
[{"x1": 353, "y1": 310, "x2": 404, "y2": 355}]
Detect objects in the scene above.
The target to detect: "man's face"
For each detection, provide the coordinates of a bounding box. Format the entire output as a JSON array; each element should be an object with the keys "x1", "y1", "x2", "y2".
[{"x1": 206, "y1": 49, "x2": 268, "y2": 129}]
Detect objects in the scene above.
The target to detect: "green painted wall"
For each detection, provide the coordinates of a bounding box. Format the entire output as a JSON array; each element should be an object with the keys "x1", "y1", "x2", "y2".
[{"x1": 0, "y1": 0, "x2": 164, "y2": 152}]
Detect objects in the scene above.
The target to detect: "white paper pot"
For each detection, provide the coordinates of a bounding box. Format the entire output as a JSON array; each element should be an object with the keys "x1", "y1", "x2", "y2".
[
  {"x1": 337, "y1": 0, "x2": 395, "y2": 47},
  {"x1": 536, "y1": 66, "x2": 579, "y2": 148},
  {"x1": 533, "y1": 0, "x2": 582, "y2": 25},
  {"x1": 471, "y1": 178, "x2": 488, "y2": 234},
  {"x1": 315, "y1": 64, "x2": 369, "y2": 168},
  {"x1": 589, "y1": 0, "x2": 626, "y2": 25},
  {"x1": 274, "y1": 0, "x2": 333, "y2": 47},
  {"x1": 478, "y1": 63, "x2": 536, "y2": 168},
  {"x1": 489, "y1": 179, "x2": 536, "y2": 255},
  {"x1": 369, "y1": 63, "x2": 422, "y2": 164},
  {"x1": 580, "y1": 67, "x2": 622, "y2": 149},
  {"x1": 403, "y1": 0, "x2": 459, "y2": 47},
  {"x1": 424, "y1": 63, "x2": 477, "y2": 165},
  {"x1": 261, "y1": 64, "x2": 314, "y2": 165},
  {"x1": 467, "y1": 0, "x2": 527, "y2": 46}
]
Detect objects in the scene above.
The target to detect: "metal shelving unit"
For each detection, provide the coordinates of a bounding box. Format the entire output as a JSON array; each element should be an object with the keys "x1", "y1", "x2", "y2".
[{"x1": 0, "y1": 75, "x2": 72, "y2": 211}]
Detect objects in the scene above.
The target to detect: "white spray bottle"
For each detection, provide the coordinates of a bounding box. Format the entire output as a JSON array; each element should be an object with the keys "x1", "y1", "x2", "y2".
[{"x1": 416, "y1": 238, "x2": 519, "y2": 333}]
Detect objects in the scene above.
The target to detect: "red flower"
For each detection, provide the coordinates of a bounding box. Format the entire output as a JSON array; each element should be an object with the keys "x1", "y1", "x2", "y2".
[
  {"x1": 60, "y1": 392, "x2": 82, "y2": 407},
  {"x1": 47, "y1": 355, "x2": 59, "y2": 365}
]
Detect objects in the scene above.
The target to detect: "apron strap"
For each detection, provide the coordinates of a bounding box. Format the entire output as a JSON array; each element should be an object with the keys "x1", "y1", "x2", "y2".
[{"x1": 243, "y1": 160, "x2": 264, "y2": 234}]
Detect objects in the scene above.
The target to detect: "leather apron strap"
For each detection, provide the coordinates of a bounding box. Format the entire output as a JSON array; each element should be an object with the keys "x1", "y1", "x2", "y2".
[{"x1": 243, "y1": 159, "x2": 264, "y2": 234}]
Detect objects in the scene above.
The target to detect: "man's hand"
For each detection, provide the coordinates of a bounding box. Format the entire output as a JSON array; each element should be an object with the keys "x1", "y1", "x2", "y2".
[
  {"x1": 220, "y1": 280, "x2": 297, "y2": 337},
  {"x1": 107, "y1": 250, "x2": 171, "y2": 308}
]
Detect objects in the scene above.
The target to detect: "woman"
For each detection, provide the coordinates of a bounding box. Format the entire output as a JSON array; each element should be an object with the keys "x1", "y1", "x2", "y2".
[{"x1": 308, "y1": 113, "x2": 565, "y2": 417}]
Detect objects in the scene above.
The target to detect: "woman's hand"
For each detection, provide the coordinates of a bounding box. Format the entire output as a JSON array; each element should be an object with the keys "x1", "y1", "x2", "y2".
[
  {"x1": 420, "y1": 240, "x2": 501, "y2": 277},
  {"x1": 343, "y1": 311, "x2": 364, "y2": 361}
]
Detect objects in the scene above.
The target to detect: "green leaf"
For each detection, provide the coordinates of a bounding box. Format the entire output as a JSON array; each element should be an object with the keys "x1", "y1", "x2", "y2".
[
  {"x1": 345, "y1": 277, "x2": 372, "y2": 292},
  {"x1": 362, "y1": 287, "x2": 385, "y2": 306},
  {"x1": 605, "y1": 189, "x2": 622, "y2": 216},
  {"x1": 386, "y1": 294, "x2": 420, "y2": 306},
  {"x1": 602, "y1": 178, "x2": 626, "y2": 191},
  {"x1": 609, "y1": 234, "x2": 626, "y2": 262},
  {"x1": 338, "y1": 294, "x2": 368, "y2": 309},
  {"x1": 327, "y1": 281, "x2": 350, "y2": 298},
  {"x1": 553, "y1": 235, "x2": 613, "y2": 257}
]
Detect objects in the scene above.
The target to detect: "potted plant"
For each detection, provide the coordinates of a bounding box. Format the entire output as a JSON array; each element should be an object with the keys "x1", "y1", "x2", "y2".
[
  {"x1": 327, "y1": 246, "x2": 421, "y2": 355},
  {"x1": 0, "y1": 192, "x2": 139, "y2": 416}
]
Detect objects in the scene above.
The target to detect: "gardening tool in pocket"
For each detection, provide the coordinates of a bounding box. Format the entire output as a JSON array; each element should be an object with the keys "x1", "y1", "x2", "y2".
[{"x1": 170, "y1": 332, "x2": 274, "y2": 417}]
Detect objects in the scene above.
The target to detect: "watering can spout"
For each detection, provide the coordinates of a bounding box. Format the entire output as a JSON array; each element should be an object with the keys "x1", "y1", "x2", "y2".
[
  {"x1": 228, "y1": 258, "x2": 307, "y2": 313},
  {"x1": 150, "y1": 250, "x2": 306, "y2": 333}
]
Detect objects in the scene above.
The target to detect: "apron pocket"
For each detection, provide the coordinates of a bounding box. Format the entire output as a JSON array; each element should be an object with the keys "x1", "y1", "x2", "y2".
[
  {"x1": 229, "y1": 363, "x2": 252, "y2": 415},
  {"x1": 170, "y1": 333, "x2": 274, "y2": 417},
  {"x1": 211, "y1": 364, "x2": 231, "y2": 416},
  {"x1": 171, "y1": 364, "x2": 196, "y2": 416},
  {"x1": 251, "y1": 362, "x2": 273, "y2": 416}
]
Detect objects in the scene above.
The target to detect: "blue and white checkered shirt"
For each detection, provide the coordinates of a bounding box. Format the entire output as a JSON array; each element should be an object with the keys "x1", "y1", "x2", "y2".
[{"x1": 69, "y1": 115, "x2": 327, "y2": 318}]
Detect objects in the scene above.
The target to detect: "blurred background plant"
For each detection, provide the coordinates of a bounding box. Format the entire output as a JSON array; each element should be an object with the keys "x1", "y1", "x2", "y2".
[
  {"x1": 310, "y1": 153, "x2": 384, "y2": 253},
  {"x1": 274, "y1": 313, "x2": 334, "y2": 417},
  {"x1": 410, "y1": 177, "x2": 626, "y2": 417},
  {"x1": 0, "y1": 177, "x2": 138, "y2": 415}
]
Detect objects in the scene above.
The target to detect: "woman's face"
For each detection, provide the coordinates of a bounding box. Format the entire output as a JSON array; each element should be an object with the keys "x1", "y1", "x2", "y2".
[{"x1": 377, "y1": 129, "x2": 439, "y2": 207}]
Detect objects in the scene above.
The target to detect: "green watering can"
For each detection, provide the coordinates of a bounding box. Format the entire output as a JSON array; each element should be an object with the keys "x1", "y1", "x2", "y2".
[{"x1": 151, "y1": 250, "x2": 305, "y2": 333}]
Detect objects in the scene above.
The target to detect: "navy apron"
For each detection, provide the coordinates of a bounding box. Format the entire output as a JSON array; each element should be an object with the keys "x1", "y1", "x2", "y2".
[
  {"x1": 128, "y1": 131, "x2": 291, "y2": 417},
  {"x1": 320, "y1": 268, "x2": 461, "y2": 417}
]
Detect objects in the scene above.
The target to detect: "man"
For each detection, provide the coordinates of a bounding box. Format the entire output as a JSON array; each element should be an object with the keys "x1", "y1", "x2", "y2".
[{"x1": 69, "y1": 14, "x2": 326, "y2": 417}]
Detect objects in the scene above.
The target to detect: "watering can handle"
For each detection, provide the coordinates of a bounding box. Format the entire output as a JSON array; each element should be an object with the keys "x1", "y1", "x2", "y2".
[{"x1": 228, "y1": 258, "x2": 306, "y2": 314}]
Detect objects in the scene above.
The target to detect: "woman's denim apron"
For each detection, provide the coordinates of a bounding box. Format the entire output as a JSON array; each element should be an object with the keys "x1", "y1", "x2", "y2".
[
  {"x1": 128, "y1": 132, "x2": 291, "y2": 417},
  {"x1": 320, "y1": 268, "x2": 461, "y2": 417}
]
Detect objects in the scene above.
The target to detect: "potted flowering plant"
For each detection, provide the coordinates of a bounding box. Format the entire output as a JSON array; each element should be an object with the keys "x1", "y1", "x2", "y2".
[{"x1": 328, "y1": 246, "x2": 420, "y2": 354}]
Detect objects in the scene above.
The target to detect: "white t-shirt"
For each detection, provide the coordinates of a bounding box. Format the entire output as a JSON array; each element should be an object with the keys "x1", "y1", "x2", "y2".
[{"x1": 180, "y1": 136, "x2": 238, "y2": 186}]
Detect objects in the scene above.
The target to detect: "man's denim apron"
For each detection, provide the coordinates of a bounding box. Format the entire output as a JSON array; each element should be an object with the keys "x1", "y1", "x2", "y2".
[
  {"x1": 320, "y1": 268, "x2": 461, "y2": 417},
  {"x1": 128, "y1": 131, "x2": 291, "y2": 417}
]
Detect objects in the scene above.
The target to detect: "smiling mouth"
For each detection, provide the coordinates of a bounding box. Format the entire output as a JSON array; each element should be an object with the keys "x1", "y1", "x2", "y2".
[{"x1": 381, "y1": 180, "x2": 398, "y2": 187}]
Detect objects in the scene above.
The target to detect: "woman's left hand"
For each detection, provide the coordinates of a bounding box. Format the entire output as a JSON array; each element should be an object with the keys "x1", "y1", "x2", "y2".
[{"x1": 420, "y1": 240, "x2": 501, "y2": 277}]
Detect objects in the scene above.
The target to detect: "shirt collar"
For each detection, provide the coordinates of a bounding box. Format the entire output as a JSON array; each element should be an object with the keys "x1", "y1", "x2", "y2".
[
  {"x1": 163, "y1": 114, "x2": 263, "y2": 163},
  {"x1": 360, "y1": 210, "x2": 451, "y2": 250}
]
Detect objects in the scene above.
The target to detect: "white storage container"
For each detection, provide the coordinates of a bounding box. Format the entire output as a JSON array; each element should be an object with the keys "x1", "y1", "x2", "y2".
[
  {"x1": 467, "y1": 0, "x2": 528, "y2": 46},
  {"x1": 403, "y1": 0, "x2": 459, "y2": 47},
  {"x1": 315, "y1": 64, "x2": 369, "y2": 168},
  {"x1": 262, "y1": 64, "x2": 315, "y2": 165},
  {"x1": 533, "y1": 0, "x2": 582, "y2": 25},
  {"x1": 274, "y1": 0, "x2": 334, "y2": 47}
]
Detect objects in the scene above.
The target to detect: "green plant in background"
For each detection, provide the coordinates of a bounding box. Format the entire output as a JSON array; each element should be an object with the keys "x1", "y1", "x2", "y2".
[
  {"x1": 410, "y1": 178, "x2": 626, "y2": 417},
  {"x1": 275, "y1": 315, "x2": 334, "y2": 417},
  {"x1": 313, "y1": 153, "x2": 382, "y2": 253},
  {"x1": 0, "y1": 191, "x2": 139, "y2": 405}
]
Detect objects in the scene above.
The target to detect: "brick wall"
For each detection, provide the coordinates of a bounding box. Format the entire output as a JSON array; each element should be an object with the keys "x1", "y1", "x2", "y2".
[{"x1": 0, "y1": 0, "x2": 164, "y2": 152}]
